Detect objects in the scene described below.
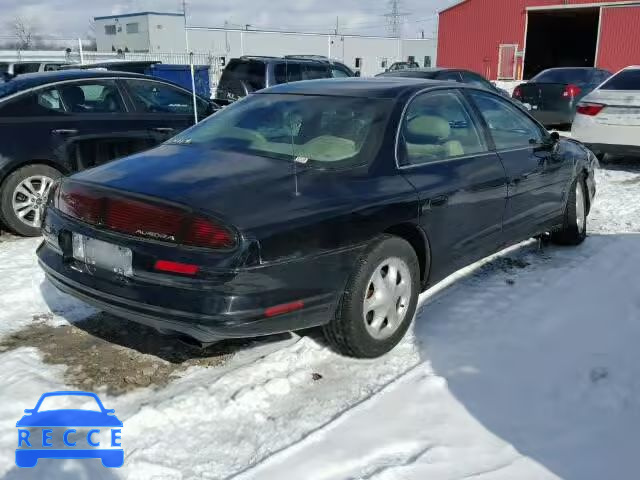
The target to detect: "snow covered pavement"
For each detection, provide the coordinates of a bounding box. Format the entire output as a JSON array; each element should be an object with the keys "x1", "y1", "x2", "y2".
[{"x1": 1, "y1": 162, "x2": 640, "y2": 479}]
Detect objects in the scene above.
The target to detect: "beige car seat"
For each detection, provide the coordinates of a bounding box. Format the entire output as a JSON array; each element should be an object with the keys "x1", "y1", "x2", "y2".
[{"x1": 406, "y1": 115, "x2": 464, "y2": 160}]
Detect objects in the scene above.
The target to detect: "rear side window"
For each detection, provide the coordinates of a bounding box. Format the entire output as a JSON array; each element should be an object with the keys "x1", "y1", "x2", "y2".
[
  {"x1": 461, "y1": 71, "x2": 492, "y2": 89},
  {"x1": 58, "y1": 81, "x2": 125, "y2": 113},
  {"x1": 126, "y1": 79, "x2": 207, "y2": 116},
  {"x1": 468, "y1": 90, "x2": 544, "y2": 149},
  {"x1": 0, "y1": 88, "x2": 66, "y2": 117},
  {"x1": 302, "y1": 63, "x2": 331, "y2": 80},
  {"x1": 217, "y1": 60, "x2": 266, "y2": 100},
  {"x1": 274, "y1": 63, "x2": 303, "y2": 84},
  {"x1": 13, "y1": 63, "x2": 40, "y2": 75},
  {"x1": 400, "y1": 90, "x2": 487, "y2": 166},
  {"x1": 437, "y1": 71, "x2": 463, "y2": 82},
  {"x1": 600, "y1": 69, "x2": 640, "y2": 91},
  {"x1": 331, "y1": 64, "x2": 352, "y2": 78}
]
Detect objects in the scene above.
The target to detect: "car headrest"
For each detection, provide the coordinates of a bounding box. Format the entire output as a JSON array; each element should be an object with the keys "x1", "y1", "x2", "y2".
[
  {"x1": 406, "y1": 115, "x2": 451, "y2": 141},
  {"x1": 60, "y1": 85, "x2": 85, "y2": 107}
]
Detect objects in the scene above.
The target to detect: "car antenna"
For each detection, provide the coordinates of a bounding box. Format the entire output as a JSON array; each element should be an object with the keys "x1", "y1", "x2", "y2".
[{"x1": 289, "y1": 113, "x2": 301, "y2": 197}]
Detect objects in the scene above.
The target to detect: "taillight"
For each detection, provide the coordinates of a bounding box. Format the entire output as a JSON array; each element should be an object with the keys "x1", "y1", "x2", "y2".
[
  {"x1": 513, "y1": 85, "x2": 523, "y2": 99},
  {"x1": 563, "y1": 84, "x2": 582, "y2": 98},
  {"x1": 55, "y1": 181, "x2": 236, "y2": 249},
  {"x1": 576, "y1": 102, "x2": 605, "y2": 116}
]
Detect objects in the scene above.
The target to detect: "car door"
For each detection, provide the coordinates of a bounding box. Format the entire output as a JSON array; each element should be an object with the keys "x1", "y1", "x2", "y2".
[
  {"x1": 0, "y1": 79, "x2": 154, "y2": 172},
  {"x1": 121, "y1": 78, "x2": 210, "y2": 144},
  {"x1": 53, "y1": 79, "x2": 160, "y2": 169},
  {"x1": 397, "y1": 88, "x2": 508, "y2": 280},
  {"x1": 466, "y1": 89, "x2": 572, "y2": 242}
]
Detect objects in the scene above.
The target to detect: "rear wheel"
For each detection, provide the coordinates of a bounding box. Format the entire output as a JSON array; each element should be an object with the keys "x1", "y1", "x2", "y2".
[
  {"x1": 551, "y1": 174, "x2": 587, "y2": 246},
  {"x1": 323, "y1": 235, "x2": 420, "y2": 358},
  {"x1": 0, "y1": 164, "x2": 61, "y2": 237}
]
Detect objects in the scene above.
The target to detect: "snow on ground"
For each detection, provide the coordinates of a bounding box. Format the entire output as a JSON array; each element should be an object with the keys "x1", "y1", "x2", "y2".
[{"x1": 1, "y1": 162, "x2": 640, "y2": 479}]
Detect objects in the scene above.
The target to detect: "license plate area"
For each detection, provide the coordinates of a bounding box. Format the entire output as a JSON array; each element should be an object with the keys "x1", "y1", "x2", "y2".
[{"x1": 72, "y1": 233, "x2": 133, "y2": 277}]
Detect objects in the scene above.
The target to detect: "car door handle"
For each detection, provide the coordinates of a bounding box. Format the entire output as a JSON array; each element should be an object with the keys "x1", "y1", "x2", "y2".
[
  {"x1": 51, "y1": 129, "x2": 79, "y2": 135},
  {"x1": 430, "y1": 195, "x2": 448, "y2": 207},
  {"x1": 151, "y1": 127, "x2": 175, "y2": 133},
  {"x1": 422, "y1": 195, "x2": 449, "y2": 212}
]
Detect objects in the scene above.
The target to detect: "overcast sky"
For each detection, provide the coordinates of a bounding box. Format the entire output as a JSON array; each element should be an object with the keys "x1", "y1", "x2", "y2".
[{"x1": 3, "y1": 0, "x2": 457, "y2": 40}]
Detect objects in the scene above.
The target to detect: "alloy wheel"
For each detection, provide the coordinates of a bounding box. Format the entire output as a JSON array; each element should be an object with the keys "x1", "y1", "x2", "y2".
[{"x1": 11, "y1": 175, "x2": 54, "y2": 228}]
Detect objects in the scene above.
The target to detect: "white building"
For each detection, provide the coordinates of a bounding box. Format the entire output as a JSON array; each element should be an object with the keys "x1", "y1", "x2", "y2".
[
  {"x1": 94, "y1": 11, "x2": 187, "y2": 53},
  {"x1": 94, "y1": 12, "x2": 436, "y2": 77}
]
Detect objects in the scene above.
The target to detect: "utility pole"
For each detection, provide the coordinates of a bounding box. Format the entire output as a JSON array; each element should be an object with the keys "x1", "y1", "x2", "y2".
[
  {"x1": 384, "y1": 0, "x2": 409, "y2": 39},
  {"x1": 183, "y1": 0, "x2": 199, "y2": 124}
]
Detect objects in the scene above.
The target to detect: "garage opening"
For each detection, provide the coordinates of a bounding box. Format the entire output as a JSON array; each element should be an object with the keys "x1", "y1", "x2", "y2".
[{"x1": 524, "y1": 8, "x2": 600, "y2": 79}]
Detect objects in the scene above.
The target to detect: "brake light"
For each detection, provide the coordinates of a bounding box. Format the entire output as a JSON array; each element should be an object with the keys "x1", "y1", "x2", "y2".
[
  {"x1": 55, "y1": 181, "x2": 236, "y2": 249},
  {"x1": 513, "y1": 86, "x2": 523, "y2": 99},
  {"x1": 576, "y1": 102, "x2": 605, "y2": 116},
  {"x1": 563, "y1": 84, "x2": 582, "y2": 98},
  {"x1": 154, "y1": 260, "x2": 199, "y2": 275}
]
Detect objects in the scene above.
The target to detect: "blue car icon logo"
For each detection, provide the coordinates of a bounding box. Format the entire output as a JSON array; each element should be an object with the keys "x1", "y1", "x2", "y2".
[{"x1": 16, "y1": 391, "x2": 123, "y2": 468}]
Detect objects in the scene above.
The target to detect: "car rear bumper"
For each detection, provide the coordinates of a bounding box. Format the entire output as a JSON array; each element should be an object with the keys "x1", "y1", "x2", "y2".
[
  {"x1": 572, "y1": 113, "x2": 640, "y2": 156},
  {"x1": 38, "y1": 210, "x2": 361, "y2": 343},
  {"x1": 529, "y1": 109, "x2": 574, "y2": 127}
]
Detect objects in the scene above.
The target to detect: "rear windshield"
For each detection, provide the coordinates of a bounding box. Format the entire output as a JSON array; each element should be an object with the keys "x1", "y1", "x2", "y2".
[
  {"x1": 169, "y1": 93, "x2": 392, "y2": 168},
  {"x1": 531, "y1": 69, "x2": 594, "y2": 85},
  {"x1": 600, "y1": 69, "x2": 640, "y2": 91},
  {"x1": 13, "y1": 63, "x2": 40, "y2": 75},
  {"x1": 217, "y1": 60, "x2": 266, "y2": 101}
]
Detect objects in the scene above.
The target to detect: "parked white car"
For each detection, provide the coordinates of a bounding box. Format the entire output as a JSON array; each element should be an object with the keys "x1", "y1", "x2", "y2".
[{"x1": 572, "y1": 66, "x2": 640, "y2": 159}]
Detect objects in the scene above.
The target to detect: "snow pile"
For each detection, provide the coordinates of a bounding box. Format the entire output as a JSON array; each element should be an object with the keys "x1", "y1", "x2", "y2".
[{"x1": 1, "y1": 165, "x2": 640, "y2": 479}]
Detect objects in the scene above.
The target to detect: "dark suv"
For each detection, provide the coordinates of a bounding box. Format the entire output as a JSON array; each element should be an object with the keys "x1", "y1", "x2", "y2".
[
  {"x1": 0, "y1": 69, "x2": 218, "y2": 236},
  {"x1": 215, "y1": 56, "x2": 355, "y2": 104}
]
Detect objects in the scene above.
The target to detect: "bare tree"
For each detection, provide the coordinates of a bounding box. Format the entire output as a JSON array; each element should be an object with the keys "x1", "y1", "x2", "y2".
[{"x1": 9, "y1": 16, "x2": 38, "y2": 50}]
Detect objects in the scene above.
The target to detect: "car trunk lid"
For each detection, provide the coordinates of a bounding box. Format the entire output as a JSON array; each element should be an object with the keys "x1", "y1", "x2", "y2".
[
  {"x1": 515, "y1": 83, "x2": 578, "y2": 111},
  {"x1": 584, "y1": 90, "x2": 640, "y2": 126}
]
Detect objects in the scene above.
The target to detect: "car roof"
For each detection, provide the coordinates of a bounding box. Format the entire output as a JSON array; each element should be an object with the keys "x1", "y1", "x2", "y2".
[
  {"x1": 0, "y1": 69, "x2": 156, "y2": 99},
  {"x1": 233, "y1": 56, "x2": 333, "y2": 65},
  {"x1": 258, "y1": 77, "x2": 458, "y2": 99}
]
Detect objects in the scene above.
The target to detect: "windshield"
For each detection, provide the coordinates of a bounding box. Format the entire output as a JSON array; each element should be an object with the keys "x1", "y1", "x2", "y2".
[
  {"x1": 601, "y1": 69, "x2": 640, "y2": 90},
  {"x1": 170, "y1": 93, "x2": 392, "y2": 167},
  {"x1": 531, "y1": 69, "x2": 593, "y2": 85}
]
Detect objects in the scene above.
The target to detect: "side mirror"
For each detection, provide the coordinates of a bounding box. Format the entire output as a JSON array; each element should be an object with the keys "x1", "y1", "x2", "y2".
[
  {"x1": 24, "y1": 409, "x2": 34, "y2": 414},
  {"x1": 354, "y1": 71, "x2": 361, "y2": 77},
  {"x1": 550, "y1": 131, "x2": 560, "y2": 142}
]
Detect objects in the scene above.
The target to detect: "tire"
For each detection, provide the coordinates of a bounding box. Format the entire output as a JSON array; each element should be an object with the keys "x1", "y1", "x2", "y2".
[
  {"x1": 323, "y1": 234, "x2": 420, "y2": 358},
  {"x1": 550, "y1": 174, "x2": 587, "y2": 246},
  {"x1": 0, "y1": 164, "x2": 62, "y2": 237}
]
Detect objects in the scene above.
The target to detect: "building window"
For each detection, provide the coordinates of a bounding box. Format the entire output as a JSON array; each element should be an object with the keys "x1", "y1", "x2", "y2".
[
  {"x1": 355, "y1": 57, "x2": 362, "y2": 69},
  {"x1": 407, "y1": 55, "x2": 416, "y2": 63},
  {"x1": 104, "y1": 25, "x2": 116, "y2": 35},
  {"x1": 126, "y1": 23, "x2": 139, "y2": 34},
  {"x1": 157, "y1": 24, "x2": 163, "y2": 29},
  {"x1": 381, "y1": 59, "x2": 388, "y2": 69},
  {"x1": 424, "y1": 56, "x2": 431, "y2": 68}
]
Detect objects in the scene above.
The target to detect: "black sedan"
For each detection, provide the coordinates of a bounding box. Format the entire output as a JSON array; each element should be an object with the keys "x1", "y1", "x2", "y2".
[
  {"x1": 0, "y1": 70, "x2": 218, "y2": 236},
  {"x1": 512, "y1": 67, "x2": 611, "y2": 128},
  {"x1": 377, "y1": 67, "x2": 511, "y2": 98},
  {"x1": 38, "y1": 78, "x2": 597, "y2": 358}
]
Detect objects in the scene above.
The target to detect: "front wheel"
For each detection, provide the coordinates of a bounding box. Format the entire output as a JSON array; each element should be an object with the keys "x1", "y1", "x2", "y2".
[
  {"x1": 0, "y1": 164, "x2": 61, "y2": 237},
  {"x1": 551, "y1": 174, "x2": 587, "y2": 246},
  {"x1": 323, "y1": 235, "x2": 420, "y2": 358}
]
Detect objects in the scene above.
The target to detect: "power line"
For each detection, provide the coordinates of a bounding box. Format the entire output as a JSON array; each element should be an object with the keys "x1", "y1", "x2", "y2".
[{"x1": 383, "y1": 0, "x2": 409, "y2": 38}]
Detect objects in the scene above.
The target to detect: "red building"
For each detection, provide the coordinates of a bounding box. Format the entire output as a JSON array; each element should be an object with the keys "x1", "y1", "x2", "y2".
[{"x1": 437, "y1": 0, "x2": 640, "y2": 80}]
